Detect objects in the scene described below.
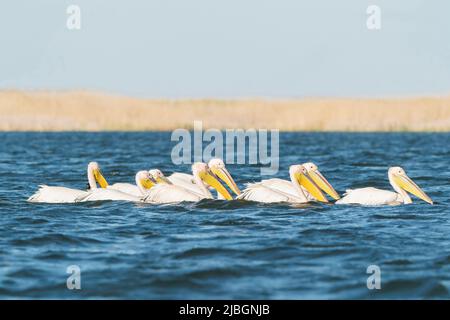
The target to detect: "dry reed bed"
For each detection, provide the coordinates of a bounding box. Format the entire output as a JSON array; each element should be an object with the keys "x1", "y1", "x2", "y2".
[{"x1": 1, "y1": 90, "x2": 450, "y2": 131}]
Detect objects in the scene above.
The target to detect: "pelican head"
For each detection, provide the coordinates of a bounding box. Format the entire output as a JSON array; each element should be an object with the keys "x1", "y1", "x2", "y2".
[
  {"x1": 135, "y1": 171, "x2": 156, "y2": 192},
  {"x1": 290, "y1": 165, "x2": 328, "y2": 203},
  {"x1": 149, "y1": 169, "x2": 172, "y2": 184},
  {"x1": 87, "y1": 162, "x2": 108, "y2": 189},
  {"x1": 388, "y1": 167, "x2": 433, "y2": 205},
  {"x1": 303, "y1": 162, "x2": 340, "y2": 200},
  {"x1": 208, "y1": 158, "x2": 241, "y2": 196},
  {"x1": 192, "y1": 162, "x2": 233, "y2": 200}
]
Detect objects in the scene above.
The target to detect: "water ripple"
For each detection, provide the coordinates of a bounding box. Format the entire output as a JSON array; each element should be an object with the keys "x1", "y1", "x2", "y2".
[{"x1": 1, "y1": 132, "x2": 449, "y2": 299}]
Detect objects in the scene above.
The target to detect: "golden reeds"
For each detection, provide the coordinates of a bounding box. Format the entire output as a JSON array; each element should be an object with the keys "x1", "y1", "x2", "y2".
[{"x1": 1, "y1": 90, "x2": 450, "y2": 131}]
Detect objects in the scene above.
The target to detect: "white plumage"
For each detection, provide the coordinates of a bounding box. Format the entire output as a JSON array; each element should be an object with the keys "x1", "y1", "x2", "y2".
[
  {"x1": 27, "y1": 185, "x2": 88, "y2": 204},
  {"x1": 336, "y1": 188, "x2": 402, "y2": 206},
  {"x1": 242, "y1": 163, "x2": 340, "y2": 202},
  {"x1": 28, "y1": 164, "x2": 155, "y2": 204},
  {"x1": 108, "y1": 183, "x2": 141, "y2": 197},
  {"x1": 249, "y1": 178, "x2": 307, "y2": 199},
  {"x1": 237, "y1": 181, "x2": 306, "y2": 203},
  {"x1": 28, "y1": 162, "x2": 108, "y2": 204},
  {"x1": 75, "y1": 188, "x2": 142, "y2": 202},
  {"x1": 336, "y1": 167, "x2": 433, "y2": 206},
  {"x1": 143, "y1": 184, "x2": 205, "y2": 203},
  {"x1": 145, "y1": 162, "x2": 232, "y2": 204},
  {"x1": 167, "y1": 159, "x2": 241, "y2": 199},
  {"x1": 167, "y1": 172, "x2": 202, "y2": 196},
  {"x1": 237, "y1": 165, "x2": 328, "y2": 204},
  {"x1": 76, "y1": 171, "x2": 154, "y2": 202}
]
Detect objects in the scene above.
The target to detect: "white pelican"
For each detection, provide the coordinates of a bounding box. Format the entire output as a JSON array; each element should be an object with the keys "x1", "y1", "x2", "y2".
[
  {"x1": 28, "y1": 162, "x2": 109, "y2": 203},
  {"x1": 336, "y1": 167, "x2": 433, "y2": 206},
  {"x1": 109, "y1": 170, "x2": 162, "y2": 197},
  {"x1": 240, "y1": 162, "x2": 340, "y2": 202},
  {"x1": 144, "y1": 162, "x2": 232, "y2": 204},
  {"x1": 168, "y1": 158, "x2": 241, "y2": 198},
  {"x1": 149, "y1": 169, "x2": 173, "y2": 185},
  {"x1": 237, "y1": 165, "x2": 328, "y2": 203},
  {"x1": 75, "y1": 171, "x2": 155, "y2": 202}
]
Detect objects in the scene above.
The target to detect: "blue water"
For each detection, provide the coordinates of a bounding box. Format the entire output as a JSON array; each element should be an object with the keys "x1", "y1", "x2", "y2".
[{"x1": 0, "y1": 132, "x2": 449, "y2": 299}]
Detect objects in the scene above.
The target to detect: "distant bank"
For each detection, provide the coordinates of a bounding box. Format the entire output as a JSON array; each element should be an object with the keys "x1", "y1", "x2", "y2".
[{"x1": 1, "y1": 90, "x2": 450, "y2": 132}]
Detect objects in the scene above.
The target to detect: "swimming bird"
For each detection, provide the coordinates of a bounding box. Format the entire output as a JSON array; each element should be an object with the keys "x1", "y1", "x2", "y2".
[
  {"x1": 109, "y1": 170, "x2": 163, "y2": 197},
  {"x1": 149, "y1": 169, "x2": 173, "y2": 185},
  {"x1": 27, "y1": 162, "x2": 109, "y2": 203},
  {"x1": 168, "y1": 158, "x2": 241, "y2": 198},
  {"x1": 242, "y1": 162, "x2": 340, "y2": 202},
  {"x1": 336, "y1": 167, "x2": 433, "y2": 206},
  {"x1": 75, "y1": 171, "x2": 155, "y2": 202},
  {"x1": 237, "y1": 165, "x2": 328, "y2": 203},
  {"x1": 144, "y1": 162, "x2": 232, "y2": 204}
]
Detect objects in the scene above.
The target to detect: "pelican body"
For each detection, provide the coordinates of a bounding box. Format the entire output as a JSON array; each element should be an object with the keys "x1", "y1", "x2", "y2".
[
  {"x1": 28, "y1": 162, "x2": 109, "y2": 203},
  {"x1": 144, "y1": 163, "x2": 233, "y2": 204},
  {"x1": 336, "y1": 167, "x2": 433, "y2": 206},
  {"x1": 246, "y1": 162, "x2": 340, "y2": 202},
  {"x1": 237, "y1": 165, "x2": 328, "y2": 203},
  {"x1": 168, "y1": 159, "x2": 241, "y2": 199},
  {"x1": 76, "y1": 171, "x2": 156, "y2": 202}
]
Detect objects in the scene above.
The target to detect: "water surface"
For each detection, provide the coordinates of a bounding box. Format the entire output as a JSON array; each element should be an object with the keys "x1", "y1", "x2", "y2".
[{"x1": 0, "y1": 132, "x2": 449, "y2": 299}]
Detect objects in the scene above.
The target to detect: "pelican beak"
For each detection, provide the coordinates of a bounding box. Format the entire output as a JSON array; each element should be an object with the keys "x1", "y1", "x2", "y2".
[
  {"x1": 94, "y1": 169, "x2": 109, "y2": 188},
  {"x1": 296, "y1": 172, "x2": 328, "y2": 203},
  {"x1": 393, "y1": 174, "x2": 433, "y2": 205},
  {"x1": 210, "y1": 167, "x2": 241, "y2": 196},
  {"x1": 307, "y1": 169, "x2": 340, "y2": 200},
  {"x1": 141, "y1": 177, "x2": 156, "y2": 190},
  {"x1": 156, "y1": 176, "x2": 172, "y2": 185},
  {"x1": 200, "y1": 170, "x2": 233, "y2": 200}
]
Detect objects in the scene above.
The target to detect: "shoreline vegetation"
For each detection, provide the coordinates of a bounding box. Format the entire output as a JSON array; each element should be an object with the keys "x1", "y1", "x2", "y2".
[{"x1": 1, "y1": 90, "x2": 450, "y2": 132}]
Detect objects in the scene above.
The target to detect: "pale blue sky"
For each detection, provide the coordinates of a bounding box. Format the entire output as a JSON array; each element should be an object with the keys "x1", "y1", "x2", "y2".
[{"x1": 1, "y1": 0, "x2": 449, "y2": 98}]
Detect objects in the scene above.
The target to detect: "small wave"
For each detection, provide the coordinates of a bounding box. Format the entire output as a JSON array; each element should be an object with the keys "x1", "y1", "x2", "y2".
[
  {"x1": 11, "y1": 233, "x2": 104, "y2": 246},
  {"x1": 34, "y1": 251, "x2": 67, "y2": 260},
  {"x1": 383, "y1": 259, "x2": 412, "y2": 266},
  {"x1": 381, "y1": 278, "x2": 449, "y2": 298},
  {"x1": 200, "y1": 217, "x2": 260, "y2": 227},
  {"x1": 184, "y1": 267, "x2": 243, "y2": 280},
  {"x1": 138, "y1": 230, "x2": 160, "y2": 239},
  {"x1": 372, "y1": 213, "x2": 430, "y2": 220},
  {"x1": 13, "y1": 217, "x2": 50, "y2": 225},
  {"x1": 174, "y1": 247, "x2": 239, "y2": 259}
]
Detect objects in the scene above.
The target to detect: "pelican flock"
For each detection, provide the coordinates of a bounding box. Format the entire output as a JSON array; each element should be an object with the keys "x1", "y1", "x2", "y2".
[
  {"x1": 237, "y1": 165, "x2": 328, "y2": 203},
  {"x1": 237, "y1": 162, "x2": 340, "y2": 203},
  {"x1": 168, "y1": 159, "x2": 241, "y2": 199},
  {"x1": 144, "y1": 162, "x2": 234, "y2": 204},
  {"x1": 28, "y1": 159, "x2": 434, "y2": 207},
  {"x1": 75, "y1": 170, "x2": 156, "y2": 202}
]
